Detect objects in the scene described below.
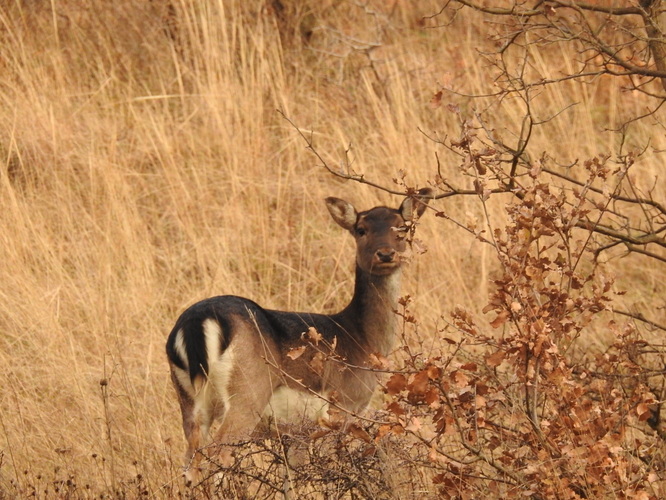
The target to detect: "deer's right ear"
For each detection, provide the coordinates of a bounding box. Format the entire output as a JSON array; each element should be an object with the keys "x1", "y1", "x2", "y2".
[
  {"x1": 400, "y1": 187, "x2": 433, "y2": 222},
  {"x1": 325, "y1": 197, "x2": 358, "y2": 232}
]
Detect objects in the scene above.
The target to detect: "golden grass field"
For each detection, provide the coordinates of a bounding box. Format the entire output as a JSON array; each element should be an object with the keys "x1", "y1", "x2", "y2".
[{"x1": 0, "y1": 0, "x2": 664, "y2": 497}]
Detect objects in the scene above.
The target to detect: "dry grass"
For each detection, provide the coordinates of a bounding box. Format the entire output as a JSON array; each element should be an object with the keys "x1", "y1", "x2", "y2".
[{"x1": 0, "y1": 0, "x2": 664, "y2": 497}]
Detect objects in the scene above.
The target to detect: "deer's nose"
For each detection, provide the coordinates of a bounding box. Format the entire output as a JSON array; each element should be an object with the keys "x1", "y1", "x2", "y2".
[{"x1": 376, "y1": 248, "x2": 396, "y2": 263}]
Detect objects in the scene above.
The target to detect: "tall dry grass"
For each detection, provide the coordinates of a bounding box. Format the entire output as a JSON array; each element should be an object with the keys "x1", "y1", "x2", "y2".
[{"x1": 0, "y1": 0, "x2": 663, "y2": 497}]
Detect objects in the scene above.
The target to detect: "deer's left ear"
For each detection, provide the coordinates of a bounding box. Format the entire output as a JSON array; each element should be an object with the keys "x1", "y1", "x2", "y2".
[
  {"x1": 400, "y1": 187, "x2": 433, "y2": 221},
  {"x1": 326, "y1": 197, "x2": 358, "y2": 232}
]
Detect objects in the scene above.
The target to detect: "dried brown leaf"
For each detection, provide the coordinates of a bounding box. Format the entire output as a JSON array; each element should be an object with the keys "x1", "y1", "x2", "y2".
[
  {"x1": 451, "y1": 370, "x2": 469, "y2": 388},
  {"x1": 309, "y1": 429, "x2": 331, "y2": 440},
  {"x1": 425, "y1": 387, "x2": 440, "y2": 406},
  {"x1": 460, "y1": 362, "x2": 477, "y2": 372},
  {"x1": 387, "y1": 401, "x2": 405, "y2": 416},
  {"x1": 408, "y1": 370, "x2": 430, "y2": 395},
  {"x1": 348, "y1": 423, "x2": 372, "y2": 443},
  {"x1": 310, "y1": 351, "x2": 325, "y2": 375},
  {"x1": 490, "y1": 310, "x2": 509, "y2": 328},
  {"x1": 485, "y1": 350, "x2": 506, "y2": 367},
  {"x1": 426, "y1": 364, "x2": 442, "y2": 380},
  {"x1": 306, "y1": 326, "x2": 322, "y2": 345},
  {"x1": 386, "y1": 373, "x2": 408, "y2": 395},
  {"x1": 369, "y1": 352, "x2": 389, "y2": 370},
  {"x1": 636, "y1": 402, "x2": 652, "y2": 421},
  {"x1": 405, "y1": 417, "x2": 422, "y2": 433},
  {"x1": 286, "y1": 346, "x2": 306, "y2": 361},
  {"x1": 430, "y1": 90, "x2": 443, "y2": 109}
]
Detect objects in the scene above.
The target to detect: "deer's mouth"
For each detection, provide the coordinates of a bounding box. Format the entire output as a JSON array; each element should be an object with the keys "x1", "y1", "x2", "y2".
[{"x1": 370, "y1": 260, "x2": 401, "y2": 274}]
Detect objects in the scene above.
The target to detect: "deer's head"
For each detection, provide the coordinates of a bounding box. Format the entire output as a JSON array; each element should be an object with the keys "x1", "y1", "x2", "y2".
[{"x1": 326, "y1": 189, "x2": 432, "y2": 276}]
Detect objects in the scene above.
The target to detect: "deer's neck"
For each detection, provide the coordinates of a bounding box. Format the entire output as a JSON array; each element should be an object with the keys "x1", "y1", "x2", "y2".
[{"x1": 341, "y1": 265, "x2": 401, "y2": 356}]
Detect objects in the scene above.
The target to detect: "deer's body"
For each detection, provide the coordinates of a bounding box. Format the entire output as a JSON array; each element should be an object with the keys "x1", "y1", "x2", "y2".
[{"x1": 166, "y1": 191, "x2": 430, "y2": 480}]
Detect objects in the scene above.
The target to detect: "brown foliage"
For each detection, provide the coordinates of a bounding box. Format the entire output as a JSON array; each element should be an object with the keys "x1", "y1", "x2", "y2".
[{"x1": 373, "y1": 129, "x2": 665, "y2": 497}]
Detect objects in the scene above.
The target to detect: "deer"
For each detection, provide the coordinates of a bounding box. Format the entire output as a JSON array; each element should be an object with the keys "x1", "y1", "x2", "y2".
[{"x1": 165, "y1": 188, "x2": 432, "y2": 482}]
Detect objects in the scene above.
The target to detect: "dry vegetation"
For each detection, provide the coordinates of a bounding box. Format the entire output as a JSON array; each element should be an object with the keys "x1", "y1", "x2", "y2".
[{"x1": 0, "y1": 0, "x2": 664, "y2": 498}]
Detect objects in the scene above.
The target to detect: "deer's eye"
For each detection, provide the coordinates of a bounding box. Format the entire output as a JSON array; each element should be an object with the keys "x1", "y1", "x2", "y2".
[{"x1": 355, "y1": 226, "x2": 367, "y2": 237}]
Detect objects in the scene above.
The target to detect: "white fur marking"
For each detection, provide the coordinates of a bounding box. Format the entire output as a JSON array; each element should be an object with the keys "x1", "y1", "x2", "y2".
[
  {"x1": 201, "y1": 317, "x2": 235, "y2": 410},
  {"x1": 207, "y1": 343, "x2": 235, "y2": 412},
  {"x1": 190, "y1": 318, "x2": 236, "y2": 412},
  {"x1": 202, "y1": 318, "x2": 222, "y2": 374},
  {"x1": 190, "y1": 328, "x2": 236, "y2": 446},
  {"x1": 173, "y1": 366, "x2": 194, "y2": 396},
  {"x1": 172, "y1": 328, "x2": 189, "y2": 370},
  {"x1": 264, "y1": 386, "x2": 328, "y2": 422}
]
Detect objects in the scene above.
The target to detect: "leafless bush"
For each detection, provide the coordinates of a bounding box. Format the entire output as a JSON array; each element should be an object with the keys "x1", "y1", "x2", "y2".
[{"x1": 185, "y1": 420, "x2": 430, "y2": 499}]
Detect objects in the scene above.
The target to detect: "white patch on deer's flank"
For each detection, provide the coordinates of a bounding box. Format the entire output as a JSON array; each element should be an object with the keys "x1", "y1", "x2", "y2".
[
  {"x1": 201, "y1": 318, "x2": 235, "y2": 415},
  {"x1": 264, "y1": 386, "x2": 328, "y2": 422},
  {"x1": 202, "y1": 318, "x2": 222, "y2": 370},
  {"x1": 172, "y1": 328, "x2": 189, "y2": 370},
  {"x1": 170, "y1": 328, "x2": 197, "y2": 398},
  {"x1": 187, "y1": 319, "x2": 236, "y2": 443}
]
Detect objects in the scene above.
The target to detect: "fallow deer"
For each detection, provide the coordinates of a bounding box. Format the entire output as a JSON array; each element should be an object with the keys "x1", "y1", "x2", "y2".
[{"x1": 166, "y1": 189, "x2": 432, "y2": 481}]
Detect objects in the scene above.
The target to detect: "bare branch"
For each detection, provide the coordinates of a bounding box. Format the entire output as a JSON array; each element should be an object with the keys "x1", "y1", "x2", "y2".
[
  {"x1": 551, "y1": 1, "x2": 642, "y2": 16},
  {"x1": 612, "y1": 308, "x2": 666, "y2": 332},
  {"x1": 278, "y1": 109, "x2": 404, "y2": 196}
]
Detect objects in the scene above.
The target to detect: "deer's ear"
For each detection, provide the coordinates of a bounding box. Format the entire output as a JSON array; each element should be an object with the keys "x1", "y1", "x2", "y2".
[
  {"x1": 400, "y1": 187, "x2": 433, "y2": 221},
  {"x1": 325, "y1": 197, "x2": 358, "y2": 231}
]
